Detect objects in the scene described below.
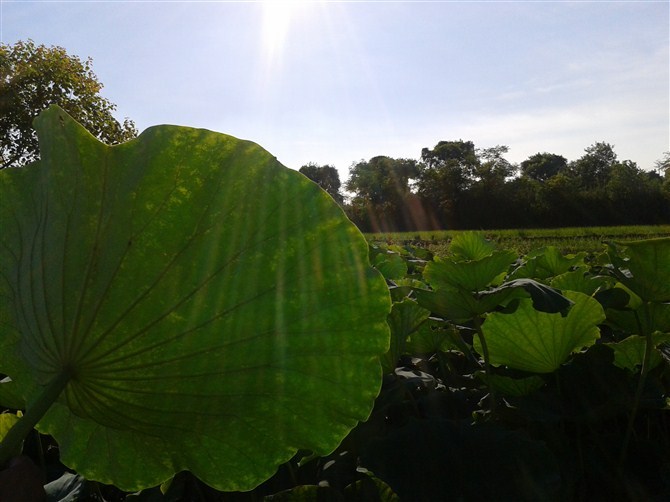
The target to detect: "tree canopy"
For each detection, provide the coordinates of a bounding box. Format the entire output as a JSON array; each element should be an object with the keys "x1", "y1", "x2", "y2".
[
  {"x1": 1, "y1": 40, "x2": 137, "y2": 169},
  {"x1": 1, "y1": 39, "x2": 665, "y2": 230},
  {"x1": 521, "y1": 153, "x2": 568, "y2": 182},
  {"x1": 340, "y1": 141, "x2": 669, "y2": 232},
  {"x1": 298, "y1": 162, "x2": 344, "y2": 204},
  {"x1": 345, "y1": 156, "x2": 422, "y2": 231}
]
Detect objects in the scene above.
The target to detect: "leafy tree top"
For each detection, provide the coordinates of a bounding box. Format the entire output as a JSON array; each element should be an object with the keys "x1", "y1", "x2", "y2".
[
  {"x1": 421, "y1": 140, "x2": 478, "y2": 171},
  {"x1": 299, "y1": 162, "x2": 344, "y2": 204},
  {"x1": 345, "y1": 156, "x2": 419, "y2": 206},
  {"x1": 569, "y1": 141, "x2": 618, "y2": 189},
  {"x1": 0, "y1": 39, "x2": 137, "y2": 169},
  {"x1": 520, "y1": 152, "x2": 568, "y2": 182}
]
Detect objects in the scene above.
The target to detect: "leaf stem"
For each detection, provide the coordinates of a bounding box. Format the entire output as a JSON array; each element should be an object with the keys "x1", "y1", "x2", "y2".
[
  {"x1": 618, "y1": 303, "x2": 653, "y2": 469},
  {"x1": 0, "y1": 370, "x2": 71, "y2": 467},
  {"x1": 473, "y1": 315, "x2": 497, "y2": 413}
]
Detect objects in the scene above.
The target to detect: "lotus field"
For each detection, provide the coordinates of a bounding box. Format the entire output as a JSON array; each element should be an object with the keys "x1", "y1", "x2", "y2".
[{"x1": 0, "y1": 107, "x2": 668, "y2": 500}]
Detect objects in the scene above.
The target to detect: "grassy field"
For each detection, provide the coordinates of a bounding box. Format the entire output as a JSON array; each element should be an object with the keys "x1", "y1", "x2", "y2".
[{"x1": 367, "y1": 225, "x2": 670, "y2": 256}]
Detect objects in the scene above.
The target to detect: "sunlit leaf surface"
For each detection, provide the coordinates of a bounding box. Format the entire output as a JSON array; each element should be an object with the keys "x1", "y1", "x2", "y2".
[
  {"x1": 609, "y1": 238, "x2": 670, "y2": 302},
  {"x1": 0, "y1": 106, "x2": 391, "y2": 491},
  {"x1": 479, "y1": 291, "x2": 605, "y2": 373}
]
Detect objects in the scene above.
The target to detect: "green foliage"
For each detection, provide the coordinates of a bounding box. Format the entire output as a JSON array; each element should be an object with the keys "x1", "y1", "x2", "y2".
[
  {"x1": 0, "y1": 413, "x2": 21, "y2": 459},
  {"x1": 520, "y1": 152, "x2": 567, "y2": 182},
  {"x1": 0, "y1": 106, "x2": 391, "y2": 491},
  {"x1": 569, "y1": 141, "x2": 618, "y2": 189},
  {"x1": 345, "y1": 156, "x2": 420, "y2": 232},
  {"x1": 369, "y1": 225, "x2": 670, "y2": 256},
  {"x1": 607, "y1": 333, "x2": 670, "y2": 372},
  {"x1": 1, "y1": 114, "x2": 669, "y2": 499},
  {"x1": 510, "y1": 246, "x2": 587, "y2": 280},
  {"x1": 298, "y1": 162, "x2": 344, "y2": 204},
  {"x1": 0, "y1": 39, "x2": 137, "y2": 169},
  {"x1": 358, "y1": 232, "x2": 668, "y2": 500},
  {"x1": 351, "y1": 138, "x2": 669, "y2": 231},
  {"x1": 478, "y1": 292, "x2": 604, "y2": 373},
  {"x1": 425, "y1": 251, "x2": 516, "y2": 291},
  {"x1": 448, "y1": 231, "x2": 497, "y2": 260},
  {"x1": 608, "y1": 238, "x2": 670, "y2": 302},
  {"x1": 382, "y1": 299, "x2": 430, "y2": 374}
]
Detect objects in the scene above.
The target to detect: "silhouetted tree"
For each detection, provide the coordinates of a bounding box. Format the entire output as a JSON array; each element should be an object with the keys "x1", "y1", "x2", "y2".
[
  {"x1": 345, "y1": 156, "x2": 420, "y2": 231},
  {"x1": 520, "y1": 152, "x2": 568, "y2": 182},
  {"x1": 299, "y1": 162, "x2": 344, "y2": 204},
  {"x1": 416, "y1": 140, "x2": 478, "y2": 228},
  {"x1": 569, "y1": 142, "x2": 617, "y2": 189}
]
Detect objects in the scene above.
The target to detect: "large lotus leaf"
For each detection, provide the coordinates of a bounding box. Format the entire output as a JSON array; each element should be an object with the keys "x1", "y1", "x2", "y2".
[
  {"x1": 424, "y1": 250, "x2": 516, "y2": 292},
  {"x1": 487, "y1": 278, "x2": 574, "y2": 314},
  {"x1": 510, "y1": 246, "x2": 586, "y2": 281},
  {"x1": 550, "y1": 270, "x2": 613, "y2": 297},
  {"x1": 606, "y1": 332, "x2": 670, "y2": 372},
  {"x1": 414, "y1": 285, "x2": 526, "y2": 322},
  {"x1": 373, "y1": 251, "x2": 408, "y2": 281},
  {"x1": 478, "y1": 291, "x2": 605, "y2": 373},
  {"x1": 381, "y1": 299, "x2": 430, "y2": 373},
  {"x1": 608, "y1": 238, "x2": 670, "y2": 302},
  {"x1": 475, "y1": 373, "x2": 545, "y2": 398},
  {"x1": 0, "y1": 106, "x2": 391, "y2": 491},
  {"x1": 413, "y1": 288, "x2": 481, "y2": 322},
  {"x1": 605, "y1": 302, "x2": 670, "y2": 336},
  {"x1": 406, "y1": 321, "x2": 464, "y2": 355},
  {"x1": 0, "y1": 377, "x2": 25, "y2": 410},
  {"x1": 448, "y1": 232, "x2": 496, "y2": 261}
]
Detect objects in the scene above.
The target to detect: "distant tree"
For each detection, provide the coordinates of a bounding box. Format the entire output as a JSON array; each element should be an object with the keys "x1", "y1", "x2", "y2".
[
  {"x1": 659, "y1": 153, "x2": 670, "y2": 197},
  {"x1": 606, "y1": 160, "x2": 670, "y2": 224},
  {"x1": 416, "y1": 140, "x2": 478, "y2": 228},
  {"x1": 461, "y1": 145, "x2": 517, "y2": 228},
  {"x1": 569, "y1": 142, "x2": 617, "y2": 189},
  {"x1": 520, "y1": 152, "x2": 568, "y2": 182},
  {"x1": 420, "y1": 140, "x2": 478, "y2": 173},
  {"x1": 298, "y1": 162, "x2": 344, "y2": 204},
  {"x1": 475, "y1": 145, "x2": 517, "y2": 183},
  {"x1": 654, "y1": 151, "x2": 670, "y2": 190},
  {"x1": 1, "y1": 39, "x2": 137, "y2": 169},
  {"x1": 537, "y1": 172, "x2": 586, "y2": 227},
  {"x1": 345, "y1": 156, "x2": 419, "y2": 231}
]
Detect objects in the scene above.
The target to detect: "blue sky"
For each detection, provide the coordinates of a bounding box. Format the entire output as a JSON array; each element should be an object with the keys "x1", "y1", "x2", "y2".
[{"x1": 2, "y1": 0, "x2": 668, "y2": 182}]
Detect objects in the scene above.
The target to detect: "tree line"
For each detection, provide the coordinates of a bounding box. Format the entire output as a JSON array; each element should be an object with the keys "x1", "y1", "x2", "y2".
[
  {"x1": 3, "y1": 40, "x2": 669, "y2": 232},
  {"x1": 300, "y1": 142, "x2": 670, "y2": 232}
]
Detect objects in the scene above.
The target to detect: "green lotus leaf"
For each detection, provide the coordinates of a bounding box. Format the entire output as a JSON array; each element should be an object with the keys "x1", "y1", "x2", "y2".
[
  {"x1": 475, "y1": 373, "x2": 545, "y2": 397},
  {"x1": 373, "y1": 252, "x2": 408, "y2": 281},
  {"x1": 510, "y1": 246, "x2": 586, "y2": 280},
  {"x1": 550, "y1": 270, "x2": 613, "y2": 297},
  {"x1": 415, "y1": 285, "x2": 526, "y2": 322},
  {"x1": 606, "y1": 332, "x2": 670, "y2": 372},
  {"x1": 0, "y1": 106, "x2": 391, "y2": 491},
  {"x1": 487, "y1": 278, "x2": 573, "y2": 314},
  {"x1": 448, "y1": 232, "x2": 496, "y2": 261},
  {"x1": 478, "y1": 291, "x2": 605, "y2": 373},
  {"x1": 0, "y1": 377, "x2": 25, "y2": 410},
  {"x1": 608, "y1": 238, "x2": 670, "y2": 302},
  {"x1": 381, "y1": 299, "x2": 430, "y2": 373},
  {"x1": 406, "y1": 321, "x2": 463, "y2": 355},
  {"x1": 424, "y1": 250, "x2": 516, "y2": 292},
  {"x1": 413, "y1": 288, "x2": 478, "y2": 322},
  {"x1": 605, "y1": 302, "x2": 670, "y2": 336},
  {"x1": 0, "y1": 413, "x2": 21, "y2": 441}
]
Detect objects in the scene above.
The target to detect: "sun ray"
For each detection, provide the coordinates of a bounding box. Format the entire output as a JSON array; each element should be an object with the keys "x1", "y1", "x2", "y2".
[{"x1": 260, "y1": 0, "x2": 313, "y2": 69}]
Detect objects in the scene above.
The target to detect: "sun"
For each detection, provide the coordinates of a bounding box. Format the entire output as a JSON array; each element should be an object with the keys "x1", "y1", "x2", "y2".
[{"x1": 260, "y1": 0, "x2": 312, "y2": 64}]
